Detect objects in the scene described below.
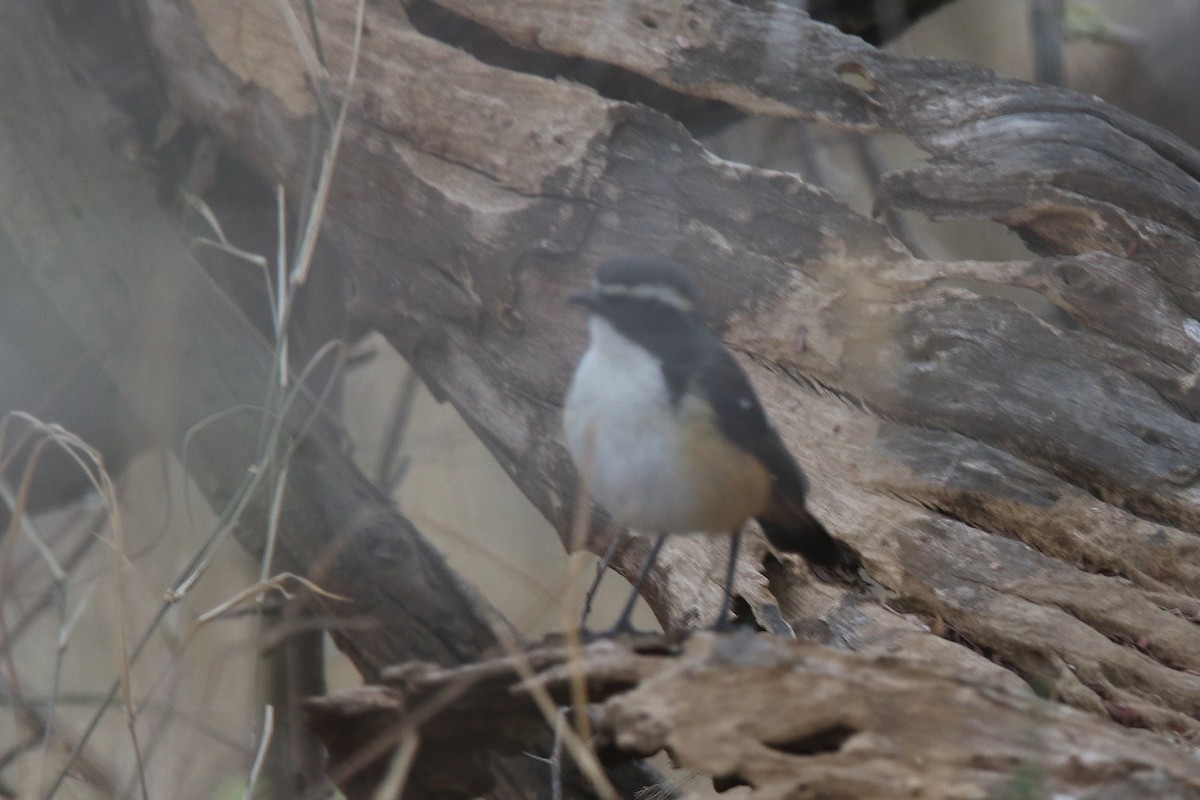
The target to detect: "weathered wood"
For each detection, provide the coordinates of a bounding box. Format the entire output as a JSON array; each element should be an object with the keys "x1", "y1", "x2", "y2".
[
  {"x1": 0, "y1": 5, "x2": 675, "y2": 798},
  {"x1": 432, "y1": 0, "x2": 1200, "y2": 278},
  {"x1": 140, "y1": 0, "x2": 1200, "y2": 743},
  {"x1": 0, "y1": 1, "x2": 498, "y2": 677},
  {"x1": 308, "y1": 633, "x2": 1200, "y2": 800}
]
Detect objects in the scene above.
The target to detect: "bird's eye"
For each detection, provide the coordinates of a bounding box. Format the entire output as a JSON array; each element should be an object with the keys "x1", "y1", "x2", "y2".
[{"x1": 737, "y1": 398, "x2": 752, "y2": 410}]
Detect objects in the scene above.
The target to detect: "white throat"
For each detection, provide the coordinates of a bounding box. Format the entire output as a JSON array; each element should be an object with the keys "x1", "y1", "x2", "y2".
[{"x1": 563, "y1": 315, "x2": 686, "y2": 530}]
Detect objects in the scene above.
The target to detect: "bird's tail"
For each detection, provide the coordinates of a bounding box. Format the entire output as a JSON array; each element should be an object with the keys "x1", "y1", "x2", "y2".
[{"x1": 756, "y1": 506, "x2": 861, "y2": 580}]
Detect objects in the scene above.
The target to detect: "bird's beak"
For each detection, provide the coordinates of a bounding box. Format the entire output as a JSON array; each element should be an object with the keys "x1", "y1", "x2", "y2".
[{"x1": 568, "y1": 286, "x2": 599, "y2": 307}]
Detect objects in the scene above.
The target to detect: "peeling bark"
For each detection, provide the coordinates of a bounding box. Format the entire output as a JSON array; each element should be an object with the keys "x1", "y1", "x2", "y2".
[
  {"x1": 0, "y1": 4, "x2": 667, "y2": 798},
  {"x1": 308, "y1": 633, "x2": 1200, "y2": 800},
  {"x1": 136, "y1": 0, "x2": 1200, "y2": 745},
  {"x1": 11, "y1": 1, "x2": 1200, "y2": 796}
]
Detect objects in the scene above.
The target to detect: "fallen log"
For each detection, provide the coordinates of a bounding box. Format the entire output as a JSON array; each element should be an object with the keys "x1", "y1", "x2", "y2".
[
  {"x1": 140, "y1": 0, "x2": 1200, "y2": 741},
  {"x1": 307, "y1": 632, "x2": 1200, "y2": 800}
]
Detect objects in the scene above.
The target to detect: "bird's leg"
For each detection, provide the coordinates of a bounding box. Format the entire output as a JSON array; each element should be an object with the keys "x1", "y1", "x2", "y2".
[
  {"x1": 609, "y1": 533, "x2": 667, "y2": 634},
  {"x1": 713, "y1": 530, "x2": 742, "y2": 630},
  {"x1": 580, "y1": 530, "x2": 624, "y2": 628}
]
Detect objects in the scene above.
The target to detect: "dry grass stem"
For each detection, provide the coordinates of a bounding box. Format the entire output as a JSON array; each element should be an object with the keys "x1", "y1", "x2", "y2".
[
  {"x1": 272, "y1": 0, "x2": 332, "y2": 118},
  {"x1": 0, "y1": 479, "x2": 65, "y2": 582},
  {"x1": 240, "y1": 704, "x2": 275, "y2": 800},
  {"x1": 371, "y1": 730, "x2": 420, "y2": 800},
  {"x1": 259, "y1": 464, "x2": 289, "y2": 585},
  {"x1": 197, "y1": 573, "x2": 349, "y2": 626},
  {"x1": 285, "y1": 0, "x2": 365, "y2": 290},
  {"x1": 487, "y1": 621, "x2": 617, "y2": 800},
  {"x1": 562, "y1": 452, "x2": 595, "y2": 746}
]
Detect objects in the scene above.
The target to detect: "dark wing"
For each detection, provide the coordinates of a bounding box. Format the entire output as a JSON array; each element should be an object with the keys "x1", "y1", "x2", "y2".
[
  {"x1": 692, "y1": 330, "x2": 858, "y2": 570},
  {"x1": 691, "y1": 331, "x2": 808, "y2": 496}
]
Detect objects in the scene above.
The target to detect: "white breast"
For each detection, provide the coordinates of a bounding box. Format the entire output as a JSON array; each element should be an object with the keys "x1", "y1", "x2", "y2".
[{"x1": 564, "y1": 317, "x2": 704, "y2": 532}]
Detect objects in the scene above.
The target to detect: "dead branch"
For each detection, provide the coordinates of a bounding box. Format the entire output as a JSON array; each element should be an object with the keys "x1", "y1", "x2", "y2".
[
  {"x1": 308, "y1": 633, "x2": 1200, "y2": 800},
  {"x1": 0, "y1": 4, "x2": 667, "y2": 797},
  {"x1": 136, "y1": 0, "x2": 1200, "y2": 740}
]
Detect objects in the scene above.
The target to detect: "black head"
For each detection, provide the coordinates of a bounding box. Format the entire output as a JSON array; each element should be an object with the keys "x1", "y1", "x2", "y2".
[{"x1": 569, "y1": 256, "x2": 698, "y2": 318}]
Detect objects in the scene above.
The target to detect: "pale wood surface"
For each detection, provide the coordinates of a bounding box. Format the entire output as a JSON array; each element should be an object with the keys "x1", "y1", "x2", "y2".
[
  {"x1": 5, "y1": 0, "x2": 1199, "y2": 796},
  {"x1": 141, "y1": 0, "x2": 1200, "y2": 736},
  {"x1": 309, "y1": 632, "x2": 1200, "y2": 799}
]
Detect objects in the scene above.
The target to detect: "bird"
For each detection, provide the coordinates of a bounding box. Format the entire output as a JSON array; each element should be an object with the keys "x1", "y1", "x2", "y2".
[{"x1": 562, "y1": 255, "x2": 859, "y2": 631}]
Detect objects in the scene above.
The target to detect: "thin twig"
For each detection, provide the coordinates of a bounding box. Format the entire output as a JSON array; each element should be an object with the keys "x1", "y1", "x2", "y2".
[
  {"x1": 173, "y1": 343, "x2": 343, "y2": 602},
  {"x1": 241, "y1": 705, "x2": 276, "y2": 800},
  {"x1": 376, "y1": 368, "x2": 421, "y2": 494},
  {"x1": 0, "y1": 479, "x2": 65, "y2": 582},
  {"x1": 488, "y1": 621, "x2": 618, "y2": 800},
  {"x1": 0, "y1": 503, "x2": 106, "y2": 657},
  {"x1": 259, "y1": 464, "x2": 289, "y2": 586},
  {"x1": 0, "y1": 415, "x2": 139, "y2": 798},
  {"x1": 562, "y1": 461, "x2": 594, "y2": 744},
  {"x1": 271, "y1": 0, "x2": 333, "y2": 122},
  {"x1": 550, "y1": 708, "x2": 567, "y2": 800},
  {"x1": 196, "y1": 573, "x2": 349, "y2": 626},
  {"x1": 39, "y1": 263, "x2": 346, "y2": 799},
  {"x1": 285, "y1": 0, "x2": 365, "y2": 290},
  {"x1": 371, "y1": 731, "x2": 420, "y2": 800}
]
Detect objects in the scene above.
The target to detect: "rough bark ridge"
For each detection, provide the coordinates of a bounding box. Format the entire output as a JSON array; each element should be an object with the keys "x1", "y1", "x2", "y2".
[
  {"x1": 308, "y1": 632, "x2": 1200, "y2": 800},
  {"x1": 0, "y1": 4, "x2": 670, "y2": 798},
  {"x1": 142, "y1": 0, "x2": 1200, "y2": 732},
  {"x1": 16, "y1": 1, "x2": 1176, "y2": 796}
]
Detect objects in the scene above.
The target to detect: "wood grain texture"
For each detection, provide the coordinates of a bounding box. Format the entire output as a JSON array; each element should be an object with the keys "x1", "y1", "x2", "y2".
[
  {"x1": 138, "y1": 0, "x2": 1200, "y2": 738},
  {"x1": 0, "y1": 5, "x2": 678, "y2": 798},
  {"x1": 0, "y1": 2, "x2": 500, "y2": 678},
  {"x1": 309, "y1": 633, "x2": 1200, "y2": 800},
  {"x1": 120, "y1": 0, "x2": 1200, "y2": 778}
]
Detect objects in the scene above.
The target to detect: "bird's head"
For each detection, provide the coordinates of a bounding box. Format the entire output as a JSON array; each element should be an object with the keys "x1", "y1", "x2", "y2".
[{"x1": 569, "y1": 256, "x2": 698, "y2": 323}]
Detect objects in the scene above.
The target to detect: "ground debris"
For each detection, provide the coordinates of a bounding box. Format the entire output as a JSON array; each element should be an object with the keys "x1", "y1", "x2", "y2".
[{"x1": 305, "y1": 631, "x2": 1200, "y2": 799}]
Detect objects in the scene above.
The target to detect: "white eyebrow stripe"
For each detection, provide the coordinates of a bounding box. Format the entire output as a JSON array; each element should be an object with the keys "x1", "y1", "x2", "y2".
[{"x1": 595, "y1": 283, "x2": 694, "y2": 311}]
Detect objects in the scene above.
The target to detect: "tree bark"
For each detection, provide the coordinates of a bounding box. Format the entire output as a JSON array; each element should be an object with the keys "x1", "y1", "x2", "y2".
[
  {"x1": 10, "y1": 0, "x2": 1200, "y2": 795},
  {"x1": 307, "y1": 633, "x2": 1200, "y2": 800},
  {"x1": 0, "y1": 0, "x2": 497, "y2": 678},
  {"x1": 0, "y1": 3, "x2": 667, "y2": 798},
  {"x1": 138, "y1": 0, "x2": 1200, "y2": 735}
]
